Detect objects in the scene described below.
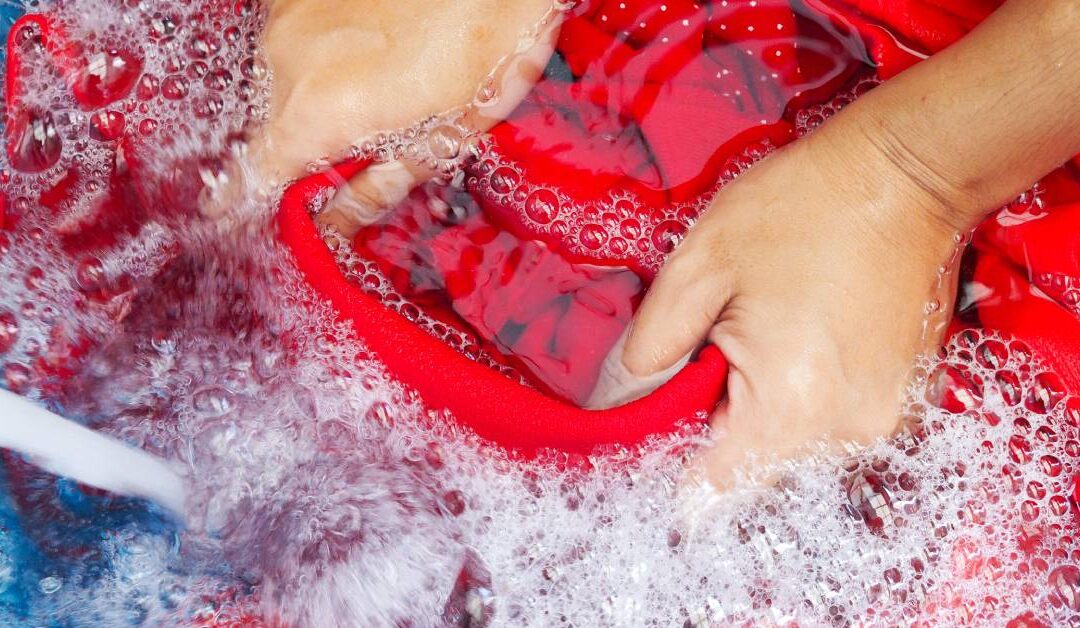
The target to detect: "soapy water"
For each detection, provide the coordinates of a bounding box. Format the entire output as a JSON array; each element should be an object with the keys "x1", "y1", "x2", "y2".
[{"x1": 0, "y1": 0, "x2": 1079, "y2": 625}]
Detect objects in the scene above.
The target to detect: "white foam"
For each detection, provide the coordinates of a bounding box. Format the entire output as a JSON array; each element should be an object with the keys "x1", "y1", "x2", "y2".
[{"x1": 1, "y1": 2, "x2": 1078, "y2": 626}]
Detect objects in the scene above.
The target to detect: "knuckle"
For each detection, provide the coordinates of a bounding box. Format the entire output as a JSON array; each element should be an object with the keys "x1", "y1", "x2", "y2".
[{"x1": 661, "y1": 246, "x2": 709, "y2": 285}]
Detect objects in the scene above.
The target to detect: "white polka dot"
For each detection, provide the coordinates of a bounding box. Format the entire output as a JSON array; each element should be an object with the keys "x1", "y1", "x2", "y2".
[
  {"x1": 747, "y1": 25, "x2": 754, "y2": 32},
  {"x1": 682, "y1": 19, "x2": 690, "y2": 26},
  {"x1": 660, "y1": 4, "x2": 668, "y2": 11}
]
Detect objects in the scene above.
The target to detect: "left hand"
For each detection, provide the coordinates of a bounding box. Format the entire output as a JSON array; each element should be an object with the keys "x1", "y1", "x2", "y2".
[{"x1": 204, "y1": 0, "x2": 559, "y2": 230}]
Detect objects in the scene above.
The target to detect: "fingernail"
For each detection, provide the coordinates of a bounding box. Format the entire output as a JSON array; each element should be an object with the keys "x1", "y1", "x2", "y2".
[
  {"x1": 619, "y1": 320, "x2": 652, "y2": 377},
  {"x1": 586, "y1": 326, "x2": 692, "y2": 410}
]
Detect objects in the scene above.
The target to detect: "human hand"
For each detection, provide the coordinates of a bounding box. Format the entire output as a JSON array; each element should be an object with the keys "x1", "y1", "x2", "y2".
[
  {"x1": 621, "y1": 122, "x2": 967, "y2": 488},
  {"x1": 204, "y1": 0, "x2": 558, "y2": 231},
  {"x1": 620, "y1": 0, "x2": 1080, "y2": 488}
]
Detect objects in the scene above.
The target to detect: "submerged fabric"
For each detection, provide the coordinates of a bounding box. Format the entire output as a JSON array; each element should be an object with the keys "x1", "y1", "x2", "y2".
[
  {"x1": 279, "y1": 162, "x2": 730, "y2": 454},
  {"x1": 325, "y1": 0, "x2": 1080, "y2": 450},
  {"x1": 7, "y1": 0, "x2": 1080, "y2": 453},
  {"x1": 1, "y1": 3, "x2": 1078, "y2": 623}
]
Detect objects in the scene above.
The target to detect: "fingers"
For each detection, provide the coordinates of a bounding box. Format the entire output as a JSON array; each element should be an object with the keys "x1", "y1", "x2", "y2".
[
  {"x1": 316, "y1": 159, "x2": 433, "y2": 238},
  {"x1": 694, "y1": 405, "x2": 754, "y2": 491},
  {"x1": 690, "y1": 362, "x2": 793, "y2": 491},
  {"x1": 694, "y1": 388, "x2": 824, "y2": 492},
  {"x1": 697, "y1": 360, "x2": 908, "y2": 491},
  {"x1": 197, "y1": 6, "x2": 563, "y2": 230},
  {"x1": 312, "y1": 5, "x2": 562, "y2": 241},
  {"x1": 622, "y1": 240, "x2": 734, "y2": 376}
]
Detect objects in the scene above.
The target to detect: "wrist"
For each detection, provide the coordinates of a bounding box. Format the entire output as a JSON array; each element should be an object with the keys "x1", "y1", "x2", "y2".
[
  {"x1": 788, "y1": 112, "x2": 972, "y2": 279},
  {"x1": 808, "y1": 99, "x2": 989, "y2": 240}
]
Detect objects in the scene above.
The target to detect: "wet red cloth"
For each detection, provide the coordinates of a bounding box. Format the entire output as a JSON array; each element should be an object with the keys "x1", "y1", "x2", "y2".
[
  {"x1": 351, "y1": 182, "x2": 646, "y2": 405},
  {"x1": 329, "y1": 0, "x2": 1080, "y2": 451},
  {"x1": 347, "y1": 0, "x2": 874, "y2": 421},
  {"x1": 9, "y1": 1, "x2": 1080, "y2": 454},
  {"x1": 278, "y1": 160, "x2": 730, "y2": 453}
]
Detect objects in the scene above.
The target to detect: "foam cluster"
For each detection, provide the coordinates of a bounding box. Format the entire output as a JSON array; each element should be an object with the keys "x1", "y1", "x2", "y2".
[{"x1": 0, "y1": 1, "x2": 1077, "y2": 627}]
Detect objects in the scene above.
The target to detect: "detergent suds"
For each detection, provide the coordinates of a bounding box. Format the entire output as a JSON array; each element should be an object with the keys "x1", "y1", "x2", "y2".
[{"x1": 0, "y1": 0, "x2": 1079, "y2": 626}]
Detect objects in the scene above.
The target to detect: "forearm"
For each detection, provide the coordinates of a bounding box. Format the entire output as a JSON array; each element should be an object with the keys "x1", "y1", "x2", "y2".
[{"x1": 812, "y1": 0, "x2": 1080, "y2": 232}]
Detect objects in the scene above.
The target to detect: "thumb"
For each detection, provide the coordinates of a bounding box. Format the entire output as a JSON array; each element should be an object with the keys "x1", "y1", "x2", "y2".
[
  {"x1": 622, "y1": 245, "x2": 733, "y2": 376},
  {"x1": 316, "y1": 159, "x2": 433, "y2": 238}
]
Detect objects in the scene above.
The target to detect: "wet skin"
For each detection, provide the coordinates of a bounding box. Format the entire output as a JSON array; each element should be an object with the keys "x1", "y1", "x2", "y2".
[{"x1": 248, "y1": 0, "x2": 1080, "y2": 488}]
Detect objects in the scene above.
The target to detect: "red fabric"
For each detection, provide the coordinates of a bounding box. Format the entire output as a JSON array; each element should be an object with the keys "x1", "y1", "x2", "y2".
[
  {"x1": 485, "y1": 0, "x2": 840, "y2": 213},
  {"x1": 9, "y1": 0, "x2": 1080, "y2": 453},
  {"x1": 8, "y1": 8, "x2": 1080, "y2": 624},
  {"x1": 278, "y1": 161, "x2": 729, "y2": 453},
  {"x1": 337, "y1": 0, "x2": 1080, "y2": 449},
  {"x1": 348, "y1": 0, "x2": 870, "y2": 425},
  {"x1": 973, "y1": 202, "x2": 1080, "y2": 389},
  {"x1": 806, "y1": 0, "x2": 999, "y2": 78},
  {"x1": 352, "y1": 180, "x2": 647, "y2": 404}
]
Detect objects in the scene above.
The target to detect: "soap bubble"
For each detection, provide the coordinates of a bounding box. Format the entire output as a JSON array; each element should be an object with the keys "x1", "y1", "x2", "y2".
[{"x1": 1, "y1": 2, "x2": 1079, "y2": 626}]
